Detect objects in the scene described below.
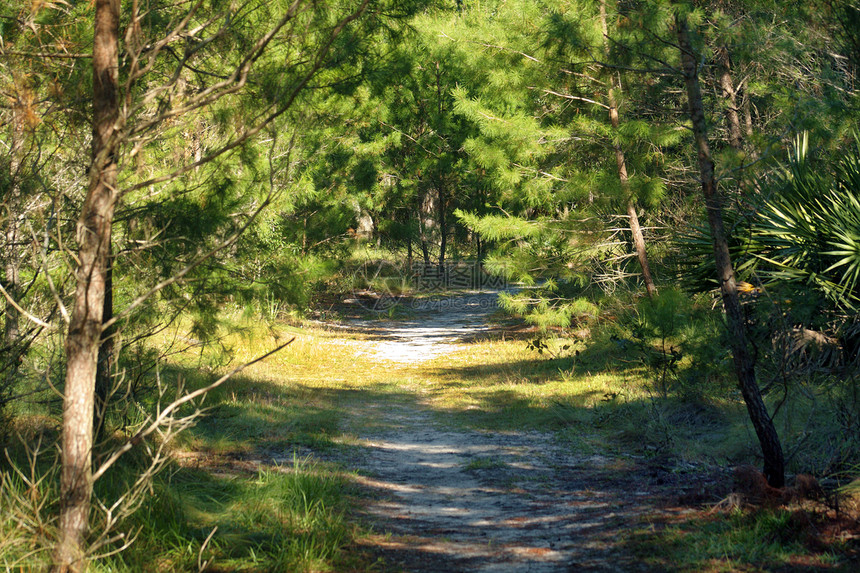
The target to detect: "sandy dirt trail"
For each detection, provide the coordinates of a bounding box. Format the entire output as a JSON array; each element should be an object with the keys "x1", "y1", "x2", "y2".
[
  {"x1": 338, "y1": 292, "x2": 675, "y2": 572},
  {"x1": 357, "y1": 291, "x2": 499, "y2": 363}
]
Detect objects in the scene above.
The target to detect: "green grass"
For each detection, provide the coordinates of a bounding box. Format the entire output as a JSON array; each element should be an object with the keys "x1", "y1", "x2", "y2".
[
  {"x1": 2, "y1": 304, "x2": 858, "y2": 571},
  {"x1": 187, "y1": 308, "x2": 858, "y2": 475},
  {"x1": 1, "y1": 450, "x2": 369, "y2": 572},
  {"x1": 627, "y1": 508, "x2": 854, "y2": 572},
  {"x1": 98, "y1": 455, "x2": 364, "y2": 572}
]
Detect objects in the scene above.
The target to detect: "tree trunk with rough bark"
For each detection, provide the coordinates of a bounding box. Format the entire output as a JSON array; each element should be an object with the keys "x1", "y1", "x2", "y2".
[
  {"x1": 716, "y1": 46, "x2": 743, "y2": 151},
  {"x1": 676, "y1": 12, "x2": 784, "y2": 488},
  {"x1": 53, "y1": 0, "x2": 120, "y2": 569},
  {"x1": 601, "y1": 0, "x2": 656, "y2": 298},
  {"x1": 94, "y1": 244, "x2": 114, "y2": 441}
]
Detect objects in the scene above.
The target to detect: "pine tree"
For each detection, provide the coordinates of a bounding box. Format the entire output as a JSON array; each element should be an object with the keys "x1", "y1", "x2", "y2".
[
  {"x1": 675, "y1": 5, "x2": 785, "y2": 488},
  {"x1": 16, "y1": 1, "x2": 387, "y2": 568},
  {"x1": 441, "y1": 0, "x2": 675, "y2": 325}
]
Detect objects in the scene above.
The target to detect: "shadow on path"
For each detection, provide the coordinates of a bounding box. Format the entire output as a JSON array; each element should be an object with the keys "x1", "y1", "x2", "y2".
[{"x1": 343, "y1": 405, "x2": 685, "y2": 573}]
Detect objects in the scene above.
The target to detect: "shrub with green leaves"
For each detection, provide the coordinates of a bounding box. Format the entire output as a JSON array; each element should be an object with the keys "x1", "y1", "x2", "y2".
[{"x1": 626, "y1": 288, "x2": 728, "y2": 397}]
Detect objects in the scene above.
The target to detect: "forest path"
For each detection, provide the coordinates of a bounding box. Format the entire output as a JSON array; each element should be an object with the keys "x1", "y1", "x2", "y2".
[
  {"x1": 350, "y1": 290, "x2": 501, "y2": 363},
  {"x1": 335, "y1": 291, "x2": 676, "y2": 572}
]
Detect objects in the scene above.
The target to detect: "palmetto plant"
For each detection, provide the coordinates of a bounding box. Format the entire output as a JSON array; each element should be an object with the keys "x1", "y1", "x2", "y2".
[
  {"x1": 754, "y1": 133, "x2": 860, "y2": 310},
  {"x1": 677, "y1": 133, "x2": 860, "y2": 312}
]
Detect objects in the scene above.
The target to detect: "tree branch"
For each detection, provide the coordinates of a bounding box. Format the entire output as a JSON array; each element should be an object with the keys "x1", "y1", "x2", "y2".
[{"x1": 91, "y1": 337, "x2": 295, "y2": 482}]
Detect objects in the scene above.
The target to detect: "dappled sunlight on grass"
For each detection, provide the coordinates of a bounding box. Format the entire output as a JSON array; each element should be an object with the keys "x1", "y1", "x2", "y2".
[
  {"x1": 112, "y1": 311, "x2": 859, "y2": 572},
  {"x1": 144, "y1": 314, "x2": 801, "y2": 479},
  {"x1": 4, "y1": 308, "x2": 852, "y2": 572},
  {"x1": 161, "y1": 315, "x2": 755, "y2": 466},
  {"x1": 100, "y1": 457, "x2": 365, "y2": 572}
]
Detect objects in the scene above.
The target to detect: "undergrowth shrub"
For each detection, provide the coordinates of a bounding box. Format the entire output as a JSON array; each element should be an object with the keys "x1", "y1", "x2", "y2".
[
  {"x1": 598, "y1": 287, "x2": 730, "y2": 400},
  {"x1": 0, "y1": 448, "x2": 58, "y2": 569}
]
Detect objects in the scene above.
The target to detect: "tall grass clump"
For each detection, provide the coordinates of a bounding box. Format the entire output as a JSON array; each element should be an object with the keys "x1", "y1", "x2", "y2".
[
  {"x1": 85, "y1": 455, "x2": 359, "y2": 572},
  {"x1": 0, "y1": 449, "x2": 58, "y2": 570}
]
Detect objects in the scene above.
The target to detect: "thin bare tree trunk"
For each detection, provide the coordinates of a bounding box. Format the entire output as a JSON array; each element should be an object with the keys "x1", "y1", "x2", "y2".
[
  {"x1": 434, "y1": 61, "x2": 448, "y2": 276},
  {"x1": 54, "y1": 0, "x2": 120, "y2": 569},
  {"x1": 419, "y1": 190, "x2": 434, "y2": 267},
  {"x1": 676, "y1": 12, "x2": 784, "y2": 488},
  {"x1": 717, "y1": 46, "x2": 762, "y2": 202},
  {"x1": 743, "y1": 86, "x2": 754, "y2": 140},
  {"x1": 601, "y1": 0, "x2": 656, "y2": 298},
  {"x1": 716, "y1": 46, "x2": 743, "y2": 151},
  {"x1": 407, "y1": 233, "x2": 413, "y2": 267},
  {"x1": 438, "y1": 183, "x2": 447, "y2": 273},
  {"x1": 4, "y1": 109, "x2": 22, "y2": 350}
]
